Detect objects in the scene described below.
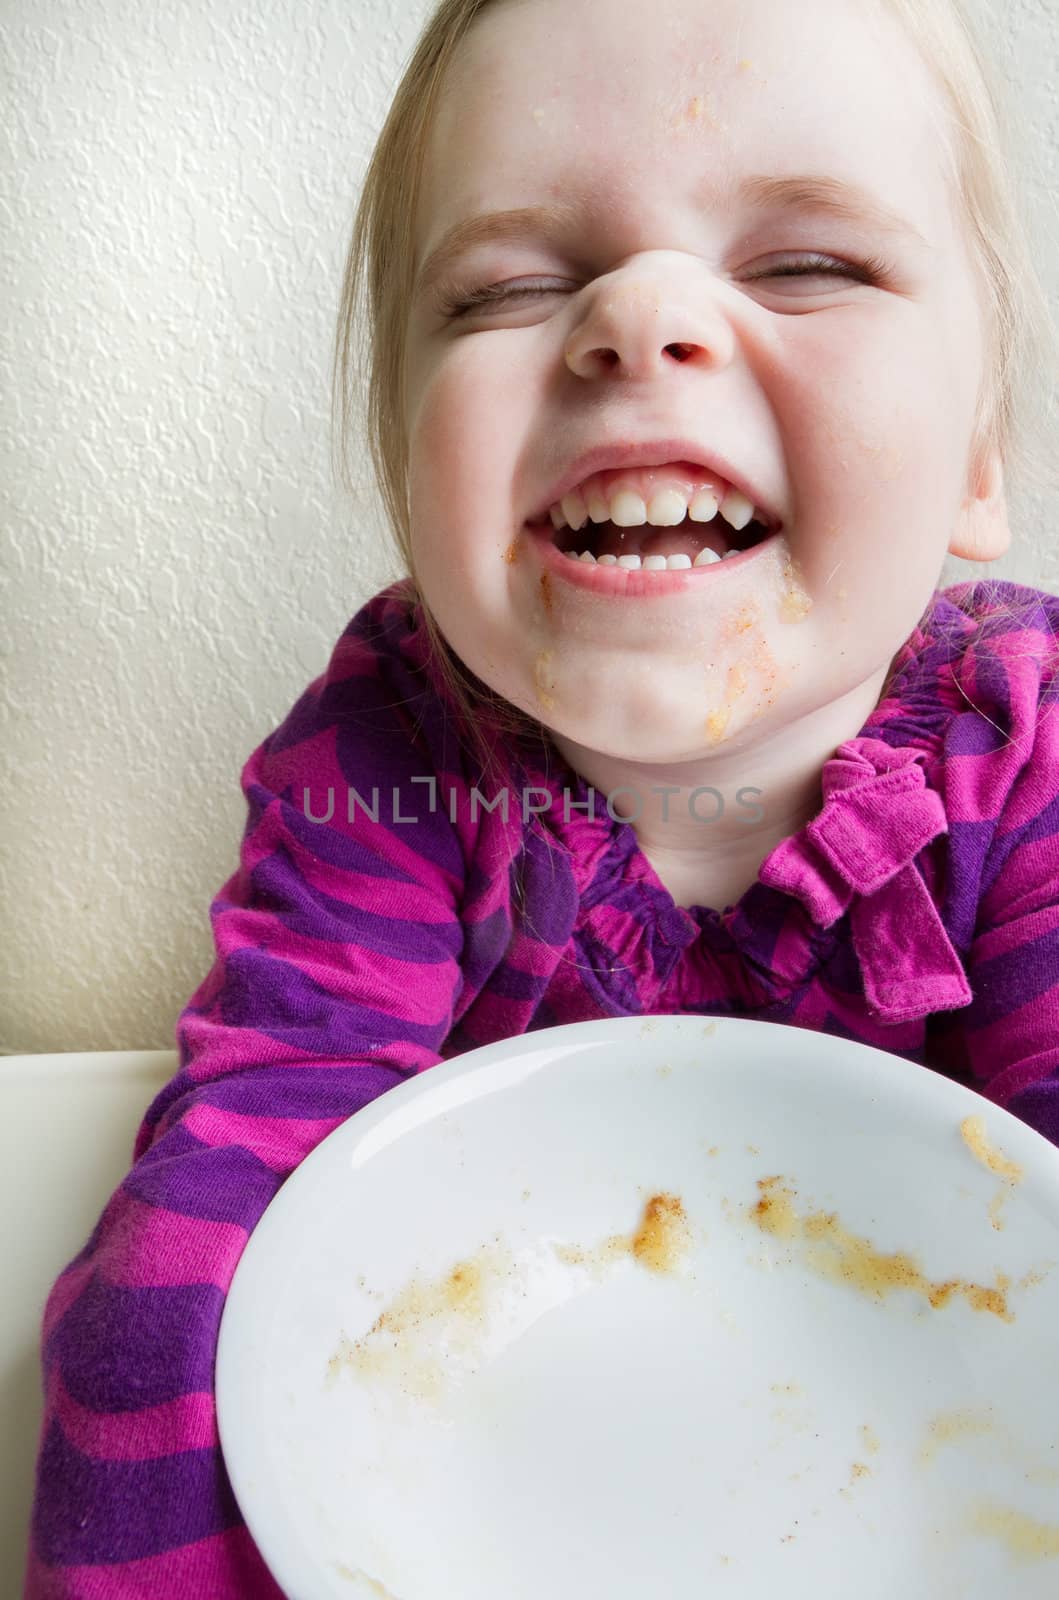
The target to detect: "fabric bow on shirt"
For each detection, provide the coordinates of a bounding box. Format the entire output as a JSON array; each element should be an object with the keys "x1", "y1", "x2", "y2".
[{"x1": 759, "y1": 736, "x2": 972, "y2": 1024}]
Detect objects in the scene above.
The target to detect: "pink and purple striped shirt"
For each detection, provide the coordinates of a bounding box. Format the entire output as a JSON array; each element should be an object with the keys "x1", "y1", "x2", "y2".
[{"x1": 26, "y1": 575, "x2": 1059, "y2": 1596}]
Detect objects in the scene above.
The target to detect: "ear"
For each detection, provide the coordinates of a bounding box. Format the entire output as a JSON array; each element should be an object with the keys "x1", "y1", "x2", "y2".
[{"x1": 947, "y1": 442, "x2": 1010, "y2": 562}]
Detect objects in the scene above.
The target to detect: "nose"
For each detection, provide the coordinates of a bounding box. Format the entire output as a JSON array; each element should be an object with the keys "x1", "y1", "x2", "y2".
[{"x1": 563, "y1": 257, "x2": 737, "y2": 379}]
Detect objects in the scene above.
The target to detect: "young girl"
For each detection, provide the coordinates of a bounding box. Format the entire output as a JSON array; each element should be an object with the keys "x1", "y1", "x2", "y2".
[{"x1": 26, "y1": 0, "x2": 1059, "y2": 1592}]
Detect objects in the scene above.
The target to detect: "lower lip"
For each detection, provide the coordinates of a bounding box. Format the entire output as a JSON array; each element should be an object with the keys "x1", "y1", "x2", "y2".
[{"x1": 523, "y1": 521, "x2": 779, "y2": 595}]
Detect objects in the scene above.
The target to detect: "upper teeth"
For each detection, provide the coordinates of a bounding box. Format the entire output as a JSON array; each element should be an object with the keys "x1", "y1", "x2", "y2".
[{"x1": 550, "y1": 482, "x2": 758, "y2": 534}]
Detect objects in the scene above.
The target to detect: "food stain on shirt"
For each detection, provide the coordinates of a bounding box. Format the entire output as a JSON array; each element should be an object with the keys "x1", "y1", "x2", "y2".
[{"x1": 748, "y1": 1175, "x2": 1016, "y2": 1321}]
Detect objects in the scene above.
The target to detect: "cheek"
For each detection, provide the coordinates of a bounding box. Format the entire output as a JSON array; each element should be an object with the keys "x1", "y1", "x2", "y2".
[
  {"x1": 407, "y1": 355, "x2": 532, "y2": 537},
  {"x1": 407, "y1": 368, "x2": 477, "y2": 514},
  {"x1": 405, "y1": 363, "x2": 535, "y2": 653},
  {"x1": 775, "y1": 308, "x2": 961, "y2": 439},
  {"x1": 774, "y1": 320, "x2": 973, "y2": 526},
  {"x1": 407, "y1": 378, "x2": 474, "y2": 593}
]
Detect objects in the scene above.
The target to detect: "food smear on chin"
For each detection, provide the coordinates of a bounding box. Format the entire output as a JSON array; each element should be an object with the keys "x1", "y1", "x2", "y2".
[
  {"x1": 705, "y1": 706, "x2": 730, "y2": 744},
  {"x1": 702, "y1": 595, "x2": 792, "y2": 741},
  {"x1": 727, "y1": 663, "x2": 749, "y2": 700},
  {"x1": 534, "y1": 650, "x2": 556, "y2": 710},
  {"x1": 703, "y1": 660, "x2": 755, "y2": 745},
  {"x1": 721, "y1": 601, "x2": 760, "y2": 643},
  {"x1": 779, "y1": 556, "x2": 813, "y2": 623}
]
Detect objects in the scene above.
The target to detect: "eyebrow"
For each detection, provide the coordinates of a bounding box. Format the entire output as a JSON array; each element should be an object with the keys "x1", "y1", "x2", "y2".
[{"x1": 413, "y1": 174, "x2": 928, "y2": 298}]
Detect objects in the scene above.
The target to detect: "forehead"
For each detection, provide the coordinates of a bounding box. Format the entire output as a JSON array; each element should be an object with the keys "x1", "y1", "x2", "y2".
[{"x1": 415, "y1": 0, "x2": 957, "y2": 257}]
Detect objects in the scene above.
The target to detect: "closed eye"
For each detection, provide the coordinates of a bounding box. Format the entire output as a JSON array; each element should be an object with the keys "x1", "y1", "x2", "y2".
[{"x1": 437, "y1": 252, "x2": 892, "y2": 318}]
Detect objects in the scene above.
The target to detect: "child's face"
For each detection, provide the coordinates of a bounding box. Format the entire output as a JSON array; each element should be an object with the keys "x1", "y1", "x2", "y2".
[{"x1": 402, "y1": 0, "x2": 1008, "y2": 763}]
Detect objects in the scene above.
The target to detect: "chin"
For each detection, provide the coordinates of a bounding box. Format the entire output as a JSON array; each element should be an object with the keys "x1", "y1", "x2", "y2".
[{"x1": 552, "y1": 713, "x2": 717, "y2": 763}]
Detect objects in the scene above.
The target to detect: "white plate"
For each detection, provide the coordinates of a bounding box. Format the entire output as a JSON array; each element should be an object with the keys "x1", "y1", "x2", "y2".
[{"x1": 216, "y1": 1015, "x2": 1059, "y2": 1599}]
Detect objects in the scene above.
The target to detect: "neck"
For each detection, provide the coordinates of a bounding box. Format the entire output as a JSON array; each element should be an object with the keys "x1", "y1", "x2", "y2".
[{"x1": 550, "y1": 667, "x2": 893, "y2": 911}]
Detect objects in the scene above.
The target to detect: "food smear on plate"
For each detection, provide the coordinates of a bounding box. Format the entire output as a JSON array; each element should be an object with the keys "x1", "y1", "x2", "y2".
[
  {"x1": 960, "y1": 1115, "x2": 1024, "y2": 1183},
  {"x1": 748, "y1": 1175, "x2": 1016, "y2": 1321},
  {"x1": 918, "y1": 1407, "x2": 1059, "y2": 1485},
  {"x1": 631, "y1": 1191, "x2": 692, "y2": 1272},
  {"x1": 325, "y1": 1240, "x2": 512, "y2": 1404},
  {"x1": 963, "y1": 1502, "x2": 1059, "y2": 1562},
  {"x1": 838, "y1": 1460, "x2": 872, "y2": 1498},
  {"x1": 960, "y1": 1115, "x2": 1024, "y2": 1232},
  {"x1": 918, "y1": 1406, "x2": 1000, "y2": 1467},
  {"x1": 333, "y1": 1561, "x2": 402, "y2": 1596},
  {"x1": 325, "y1": 1193, "x2": 695, "y2": 1405},
  {"x1": 553, "y1": 1190, "x2": 694, "y2": 1277}
]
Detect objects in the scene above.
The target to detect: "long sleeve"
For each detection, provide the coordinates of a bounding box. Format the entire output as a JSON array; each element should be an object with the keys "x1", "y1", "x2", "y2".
[
  {"x1": 25, "y1": 607, "x2": 470, "y2": 1597},
  {"x1": 927, "y1": 588, "x2": 1059, "y2": 1146},
  {"x1": 940, "y1": 753, "x2": 1059, "y2": 1143}
]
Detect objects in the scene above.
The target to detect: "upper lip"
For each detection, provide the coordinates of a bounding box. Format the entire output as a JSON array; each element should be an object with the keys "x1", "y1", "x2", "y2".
[{"x1": 527, "y1": 437, "x2": 782, "y2": 530}]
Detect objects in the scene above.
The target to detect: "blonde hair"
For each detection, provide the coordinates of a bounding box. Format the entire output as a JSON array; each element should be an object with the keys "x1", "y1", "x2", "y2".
[{"x1": 331, "y1": 0, "x2": 1059, "y2": 773}]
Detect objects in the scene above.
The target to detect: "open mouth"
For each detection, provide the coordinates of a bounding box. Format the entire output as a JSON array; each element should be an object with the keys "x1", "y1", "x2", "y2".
[{"x1": 528, "y1": 509, "x2": 774, "y2": 565}]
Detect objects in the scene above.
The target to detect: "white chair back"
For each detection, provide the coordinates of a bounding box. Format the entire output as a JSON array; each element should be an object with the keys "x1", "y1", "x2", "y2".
[{"x1": 0, "y1": 1050, "x2": 179, "y2": 1594}]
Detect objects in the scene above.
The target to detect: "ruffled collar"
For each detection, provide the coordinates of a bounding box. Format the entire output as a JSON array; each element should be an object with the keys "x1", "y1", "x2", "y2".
[{"x1": 503, "y1": 607, "x2": 976, "y2": 1023}]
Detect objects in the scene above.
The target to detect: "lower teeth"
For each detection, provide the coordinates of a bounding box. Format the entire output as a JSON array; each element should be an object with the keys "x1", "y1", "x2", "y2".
[{"x1": 564, "y1": 548, "x2": 730, "y2": 569}]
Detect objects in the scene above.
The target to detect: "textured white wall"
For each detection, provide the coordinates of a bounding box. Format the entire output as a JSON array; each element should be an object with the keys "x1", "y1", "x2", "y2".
[{"x1": 2, "y1": 0, "x2": 1057, "y2": 1053}]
